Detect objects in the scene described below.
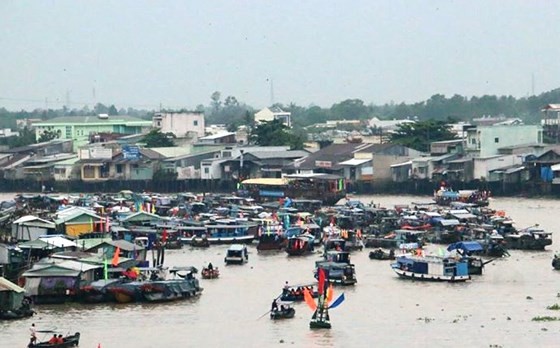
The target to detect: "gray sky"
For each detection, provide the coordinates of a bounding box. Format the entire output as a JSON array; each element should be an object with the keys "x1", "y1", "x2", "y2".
[{"x1": 1, "y1": 0, "x2": 559, "y2": 111}]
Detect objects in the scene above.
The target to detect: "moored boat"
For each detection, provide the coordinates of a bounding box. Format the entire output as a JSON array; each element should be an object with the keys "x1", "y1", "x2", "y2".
[
  {"x1": 368, "y1": 248, "x2": 395, "y2": 260},
  {"x1": 285, "y1": 234, "x2": 315, "y2": 256},
  {"x1": 314, "y1": 261, "x2": 357, "y2": 286}
]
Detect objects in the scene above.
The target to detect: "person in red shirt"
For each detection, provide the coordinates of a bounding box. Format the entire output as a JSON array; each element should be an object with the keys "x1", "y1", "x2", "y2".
[
  {"x1": 48, "y1": 334, "x2": 58, "y2": 344},
  {"x1": 56, "y1": 334, "x2": 64, "y2": 344}
]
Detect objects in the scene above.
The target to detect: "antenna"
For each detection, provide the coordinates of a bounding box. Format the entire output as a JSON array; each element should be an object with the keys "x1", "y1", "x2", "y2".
[{"x1": 270, "y1": 78, "x2": 274, "y2": 105}]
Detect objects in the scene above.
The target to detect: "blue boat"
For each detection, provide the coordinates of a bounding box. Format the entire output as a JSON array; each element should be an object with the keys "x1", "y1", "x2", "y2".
[{"x1": 391, "y1": 255, "x2": 470, "y2": 282}]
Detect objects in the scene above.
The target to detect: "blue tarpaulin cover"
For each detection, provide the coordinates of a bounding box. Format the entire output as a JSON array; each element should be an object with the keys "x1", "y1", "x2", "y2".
[{"x1": 447, "y1": 241, "x2": 484, "y2": 252}]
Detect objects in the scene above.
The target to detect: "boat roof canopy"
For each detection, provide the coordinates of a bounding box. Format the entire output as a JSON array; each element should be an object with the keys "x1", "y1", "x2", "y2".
[{"x1": 447, "y1": 241, "x2": 484, "y2": 252}]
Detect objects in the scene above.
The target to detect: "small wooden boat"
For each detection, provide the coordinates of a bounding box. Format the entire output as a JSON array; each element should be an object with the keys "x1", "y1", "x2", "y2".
[
  {"x1": 270, "y1": 304, "x2": 295, "y2": 320},
  {"x1": 553, "y1": 254, "x2": 560, "y2": 270},
  {"x1": 368, "y1": 248, "x2": 395, "y2": 260},
  {"x1": 28, "y1": 332, "x2": 80, "y2": 348},
  {"x1": 280, "y1": 285, "x2": 318, "y2": 302},
  {"x1": 201, "y1": 267, "x2": 220, "y2": 279}
]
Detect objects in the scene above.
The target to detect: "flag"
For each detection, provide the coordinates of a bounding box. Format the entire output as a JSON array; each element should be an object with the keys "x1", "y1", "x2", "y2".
[
  {"x1": 318, "y1": 268, "x2": 326, "y2": 295},
  {"x1": 112, "y1": 246, "x2": 120, "y2": 266},
  {"x1": 303, "y1": 288, "x2": 317, "y2": 311},
  {"x1": 103, "y1": 258, "x2": 108, "y2": 280},
  {"x1": 328, "y1": 293, "x2": 345, "y2": 309},
  {"x1": 162, "y1": 229, "x2": 168, "y2": 243},
  {"x1": 326, "y1": 284, "x2": 334, "y2": 303}
]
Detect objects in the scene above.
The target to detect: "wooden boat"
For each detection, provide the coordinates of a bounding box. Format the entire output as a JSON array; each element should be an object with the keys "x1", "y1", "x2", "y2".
[
  {"x1": 201, "y1": 267, "x2": 220, "y2": 279},
  {"x1": 314, "y1": 261, "x2": 357, "y2": 286},
  {"x1": 368, "y1": 248, "x2": 395, "y2": 260},
  {"x1": 391, "y1": 255, "x2": 470, "y2": 282},
  {"x1": 270, "y1": 304, "x2": 295, "y2": 320},
  {"x1": 28, "y1": 332, "x2": 80, "y2": 348},
  {"x1": 503, "y1": 227, "x2": 552, "y2": 250},
  {"x1": 285, "y1": 234, "x2": 315, "y2": 256},
  {"x1": 280, "y1": 285, "x2": 318, "y2": 302},
  {"x1": 224, "y1": 244, "x2": 249, "y2": 265},
  {"x1": 190, "y1": 235, "x2": 210, "y2": 248},
  {"x1": 365, "y1": 230, "x2": 426, "y2": 249},
  {"x1": 552, "y1": 254, "x2": 560, "y2": 270}
]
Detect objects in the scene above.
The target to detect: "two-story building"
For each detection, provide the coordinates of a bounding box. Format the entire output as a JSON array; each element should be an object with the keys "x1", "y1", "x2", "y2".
[
  {"x1": 33, "y1": 115, "x2": 152, "y2": 151},
  {"x1": 152, "y1": 112, "x2": 205, "y2": 138},
  {"x1": 465, "y1": 125, "x2": 543, "y2": 157}
]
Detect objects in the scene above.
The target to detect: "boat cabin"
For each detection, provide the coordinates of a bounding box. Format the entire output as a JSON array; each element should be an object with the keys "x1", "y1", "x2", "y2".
[{"x1": 314, "y1": 261, "x2": 357, "y2": 285}]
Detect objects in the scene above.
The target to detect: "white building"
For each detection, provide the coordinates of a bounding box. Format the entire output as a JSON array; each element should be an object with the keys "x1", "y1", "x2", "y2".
[
  {"x1": 254, "y1": 107, "x2": 291, "y2": 127},
  {"x1": 153, "y1": 112, "x2": 205, "y2": 137}
]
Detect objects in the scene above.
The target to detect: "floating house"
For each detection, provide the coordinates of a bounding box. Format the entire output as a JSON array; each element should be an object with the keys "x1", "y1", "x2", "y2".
[
  {"x1": 55, "y1": 207, "x2": 103, "y2": 237},
  {"x1": 12, "y1": 215, "x2": 56, "y2": 241}
]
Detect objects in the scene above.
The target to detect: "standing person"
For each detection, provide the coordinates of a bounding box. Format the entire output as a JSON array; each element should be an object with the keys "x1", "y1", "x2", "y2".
[{"x1": 29, "y1": 323, "x2": 37, "y2": 345}]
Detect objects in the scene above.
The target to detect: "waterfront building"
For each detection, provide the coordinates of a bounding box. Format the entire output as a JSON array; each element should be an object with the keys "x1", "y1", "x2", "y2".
[{"x1": 465, "y1": 125, "x2": 543, "y2": 157}]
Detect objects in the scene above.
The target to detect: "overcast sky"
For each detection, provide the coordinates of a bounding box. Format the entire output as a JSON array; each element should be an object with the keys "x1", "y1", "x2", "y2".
[{"x1": 1, "y1": 1, "x2": 559, "y2": 111}]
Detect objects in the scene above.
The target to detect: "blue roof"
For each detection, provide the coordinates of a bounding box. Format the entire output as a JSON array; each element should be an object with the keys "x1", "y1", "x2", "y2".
[{"x1": 447, "y1": 241, "x2": 483, "y2": 252}]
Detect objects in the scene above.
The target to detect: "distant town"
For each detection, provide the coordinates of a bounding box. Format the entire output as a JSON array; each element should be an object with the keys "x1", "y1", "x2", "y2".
[{"x1": 1, "y1": 96, "x2": 560, "y2": 196}]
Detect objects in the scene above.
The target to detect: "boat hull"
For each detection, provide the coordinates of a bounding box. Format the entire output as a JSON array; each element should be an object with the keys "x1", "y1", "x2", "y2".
[
  {"x1": 392, "y1": 268, "x2": 470, "y2": 282},
  {"x1": 270, "y1": 307, "x2": 295, "y2": 320}
]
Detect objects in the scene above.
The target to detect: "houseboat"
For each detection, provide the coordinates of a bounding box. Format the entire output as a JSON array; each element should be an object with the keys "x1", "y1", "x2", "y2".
[
  {"x1": 502, "y1": 227, "x2": 552, "y2": 250},
  {"x1": 391, "y1": 255, "x2": 470, "y2": 282},
  {"x1": 365, "y1": 230, "x2": 426, "y2": 249},
  {"x1": 224, "y1": 244, "x2": 249, "y2": 265}
]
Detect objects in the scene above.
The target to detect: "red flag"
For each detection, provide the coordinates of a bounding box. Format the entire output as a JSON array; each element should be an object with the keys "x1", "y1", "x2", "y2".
[
  {"x1": 112, "y1": 246, "x2": 120, "y2": 266},
  {"x1": 162, "y1": 229, "x2": 168, "y2": 243},
  {"x1": 318, "y1": 268, "x2": 326, "y2": 295}
]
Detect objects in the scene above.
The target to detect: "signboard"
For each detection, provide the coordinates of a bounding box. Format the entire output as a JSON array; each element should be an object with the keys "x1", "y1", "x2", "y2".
[
  {"x1": 259, "y1": 190, "x2": 285, "y2": 197},
  {"x1": 123, "y1": 145, "x2": 140, "y2": 160}
]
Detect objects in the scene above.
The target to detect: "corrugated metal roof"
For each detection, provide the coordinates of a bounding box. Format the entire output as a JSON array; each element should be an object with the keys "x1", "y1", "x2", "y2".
[
  {"x1": 338, "y1": 158, "x2": 371, "y2": 166},
  {"x1": 0, "y1": 277, "x2": 25, "y2": 293},
  {"x1": 34, "y1": 115, "x2": 151, "y2": 125}
]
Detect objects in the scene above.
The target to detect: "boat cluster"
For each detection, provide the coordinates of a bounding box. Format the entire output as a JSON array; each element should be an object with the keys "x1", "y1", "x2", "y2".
[{"x1": 0, "y1": 188, "x2": 556, "y2": 331}]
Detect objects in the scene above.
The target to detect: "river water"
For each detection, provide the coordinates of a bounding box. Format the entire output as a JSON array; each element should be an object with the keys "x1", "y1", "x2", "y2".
[{"x1": 2, "y1": 194, "x2": 560, "y2": 347}]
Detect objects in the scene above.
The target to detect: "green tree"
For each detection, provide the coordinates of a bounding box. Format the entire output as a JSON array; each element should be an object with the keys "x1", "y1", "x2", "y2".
[
  {"x1": 250, "y1": 119, "x2": 304, "y2": 149},
  {"x1": 108, "y1": 105, "x2": 119, "y2": 115},
  {"x1": 389, "y1": 119, "x2": 456, "y2": 152},
  {"x1": 38, "y1": 129, "x2": 60, "y2": 142},
  {"x1": 143, "y1": 129, "x2": 176, "y2": 147}
]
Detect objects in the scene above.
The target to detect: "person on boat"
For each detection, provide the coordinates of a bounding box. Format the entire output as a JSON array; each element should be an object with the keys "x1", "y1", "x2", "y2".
[
  {"x1": 280, "y1": 304, "x2": 286, "y2": 312},
  {"x1": 283, "y1": 281, "x2": 290, "y2": 290},
  {"x1": 271, "y1": 299, "x2": 278, "y2": 312},
  {"x1": 29, "y1": 323, "x2": 37, "y2": 345},
  {"x1": 56, "y1": 334, "x2": 64, "y2": 344},
  {"x1": 389, "y1": 249, "x2": 395, "y2": 259},
  {"x1": 48, "y1": 334, "x2": 58, "y2": 344},
  {"x1": 207, "y1": 262, "x2": 214, "y2": 270}
]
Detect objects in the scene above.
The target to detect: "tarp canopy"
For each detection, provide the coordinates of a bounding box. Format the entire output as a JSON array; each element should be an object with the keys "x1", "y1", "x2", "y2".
[
  {"x1": 0, "y1": 276, "x2": 25, "y2": 293},
  {"x1": 447, "y1": 241, "x2": 484, "y2": 253},
  {"x1": 241, "y1": 178, "x2": 289, "y2": 186}
]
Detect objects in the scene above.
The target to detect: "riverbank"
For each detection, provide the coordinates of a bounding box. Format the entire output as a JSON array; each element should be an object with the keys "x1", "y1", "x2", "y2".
[{"x1": 0, "y1": 178, "x2": 558, "y2": 198}]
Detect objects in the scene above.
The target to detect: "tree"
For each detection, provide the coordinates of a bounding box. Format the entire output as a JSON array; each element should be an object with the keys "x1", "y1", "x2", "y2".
[
  {"x1": 389, "y1": 119, "x2": 456, "y2": 152},
  {"x1": 143, "y1": 129, "x2": 176, "y2": 148},
  {"x1": 108, "y1": 105, "x2": 119, "y2": 115},
  {"x1": 38, "y1": 129, "x2": 60, "y2": 143},
  {"x1": 250, "y1": 119, "x2": 304, "y2": 149}
]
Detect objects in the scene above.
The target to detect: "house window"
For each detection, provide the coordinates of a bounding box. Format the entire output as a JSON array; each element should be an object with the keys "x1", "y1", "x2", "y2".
[
  {"x1": 204, "y1": 167, "x2": 209, "y2": 174},
  {"x1": 116, "y1": 164, "x2": 123, "y2": 174},
  {"x1": 156, "y1": 121, "x2": 161, "y2": 127},
  {"x1": 65, "y1": 126, "x2": 72, "y2": 138},
  {"x1": 194, "y1": 120, "x2": 198, "y2": 126},
  {"x1": 494, "y1": 137, "x2": 499, "y2": 143},
  {"x1": 471, "y1": 138, "x2": 476, "y2": 145}
]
